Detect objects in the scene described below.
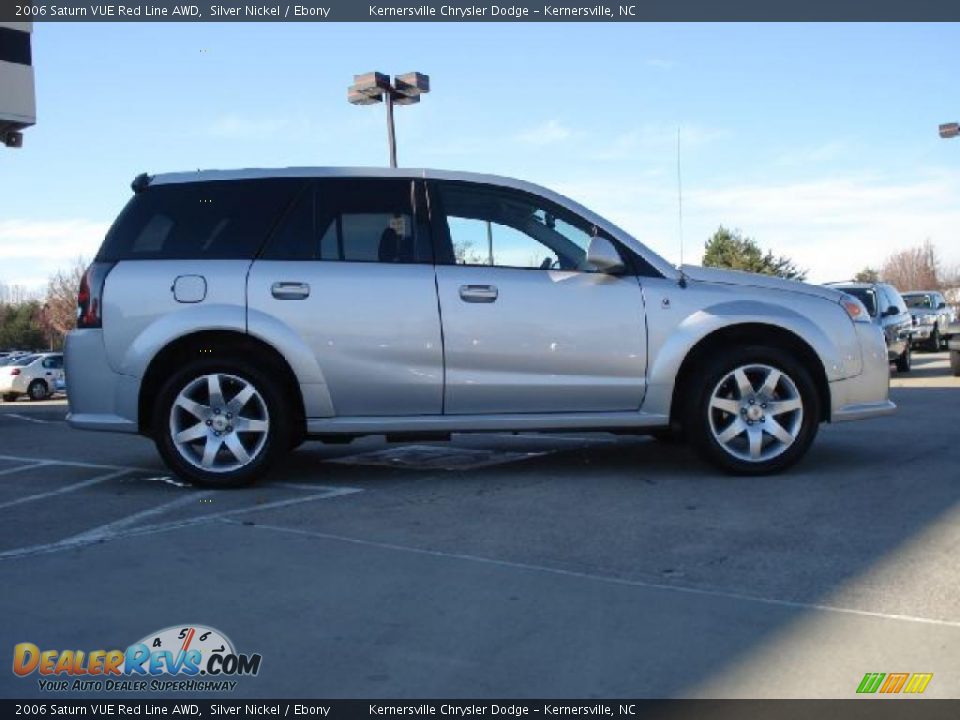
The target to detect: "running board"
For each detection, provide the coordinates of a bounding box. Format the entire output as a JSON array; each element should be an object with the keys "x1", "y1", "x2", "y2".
[{"x1": 306, "y1": 411, "x2": 670, "y2": 436}]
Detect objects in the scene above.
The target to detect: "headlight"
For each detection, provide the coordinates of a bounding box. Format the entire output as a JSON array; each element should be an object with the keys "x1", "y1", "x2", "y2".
[{"x1": 840, "y1": 294, "x2": 871, "y2": 323}]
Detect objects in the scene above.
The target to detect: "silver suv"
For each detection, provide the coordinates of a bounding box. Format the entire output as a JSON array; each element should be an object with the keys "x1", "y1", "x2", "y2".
[{"x1": 65, "y1": 168, "x2": 894, "y2": 486}]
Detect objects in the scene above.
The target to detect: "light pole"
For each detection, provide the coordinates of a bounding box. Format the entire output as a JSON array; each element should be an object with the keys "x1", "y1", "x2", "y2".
[
  {"x1": 348, "y1": 71, "x2": 430, "y2": 168},
  {"x1": 939, "y1": 122, "x2": 959, "y2": 139}
]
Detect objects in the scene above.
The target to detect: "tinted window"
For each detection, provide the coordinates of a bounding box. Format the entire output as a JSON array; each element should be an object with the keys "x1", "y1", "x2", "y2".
[
  {"x1": 843, "y1": 287, "x2": 878, "y2": 316},
  {"x1": 11, "y1": 355, "x2": 38, "y2": 367},
  {"x1": 98, "y1": 179, "x2": 303, "y2": 261},
  {"x1": 436, "y1": 182, "x2": 606, "y2": 272},
  {"x1": 261, "y1": 179, "x2": 430, "y2": 263}
]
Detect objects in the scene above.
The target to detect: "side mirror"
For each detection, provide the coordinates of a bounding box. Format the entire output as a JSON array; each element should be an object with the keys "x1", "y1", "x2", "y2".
[
  {"x1": 884, "y1": 306, "x2": 899, "y2": 317},
  {"x1": 938, "y1": 302, "x2": 947, "y2": 309},
  {"x1": 587, "y1": 236, "x2": 625, "y2": 274}
]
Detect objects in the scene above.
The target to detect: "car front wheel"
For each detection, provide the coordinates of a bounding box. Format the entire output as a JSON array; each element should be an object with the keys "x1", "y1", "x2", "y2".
[
  {"x1": 687, "y1": 346, "x2": 820, "y2": 475},
  {"x1": 951, "y1": 349, "x2": 960, "y2": 377},
  {"x1": 153, "y1": 360, "x2": 290, "y2": 487}
]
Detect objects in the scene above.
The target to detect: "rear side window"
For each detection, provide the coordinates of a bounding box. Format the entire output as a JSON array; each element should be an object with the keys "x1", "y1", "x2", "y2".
[
  {"x1": 42, "y1": 356, "x2": 63, "y2": 369},
  {"x1": 97, "y1": 179, "x2": 303, "y2": 261},
  {"x1": 261, "y1": 178, "x2": 431, "y2": 263}
]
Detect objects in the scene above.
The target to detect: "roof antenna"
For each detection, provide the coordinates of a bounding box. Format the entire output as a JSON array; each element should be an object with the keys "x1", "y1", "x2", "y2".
[
  {"x1": 677, "y1": 126, "x2": 684, "y2": 267},
  {"x1": 676, "y1": 126, "x2": 688, "y2": 287}
]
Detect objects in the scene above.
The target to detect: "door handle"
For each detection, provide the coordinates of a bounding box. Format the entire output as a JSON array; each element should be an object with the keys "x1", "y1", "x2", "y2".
[
  {"x1": 459, "y1": 284, "x2": 498, "y2": 303},
  {"x1": 271, "y1": 282, "x2": 310, "y2": 300}
]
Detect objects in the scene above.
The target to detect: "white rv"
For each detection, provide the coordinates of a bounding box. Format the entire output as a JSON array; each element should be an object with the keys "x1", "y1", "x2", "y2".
[{"x1": 0, "y1": 21, "x2": 35, "y2": 147}]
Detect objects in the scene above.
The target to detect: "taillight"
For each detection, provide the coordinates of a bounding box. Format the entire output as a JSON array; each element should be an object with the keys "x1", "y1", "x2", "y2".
[
  {"x1": 10, "y1": 369, "x2": 20, "y2": 376},
  {"x1": 76, "y1": 262, "x2": 115, "y2": 329}
]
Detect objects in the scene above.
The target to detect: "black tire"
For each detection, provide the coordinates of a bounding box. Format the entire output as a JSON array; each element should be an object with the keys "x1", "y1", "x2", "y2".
[
  {"x1": 152, "y1": 358, "x2": 291, "y2": 488},
  {"x1": 685, "y1": 345, "x2": 821, "y2": 476},
  {"x1": 894, "y1": 345, "x2": 911, "y2": 373},
  {"x1": 1, "y1": 393, "x2": 17, "y2": 402},
  {"x1": 929, "y1": 327, "x2": 940, "y2": 352},
  {"x1": 951, "y1": 350, "x2": 960, "y2": 377},
  {"x1": 27, "y1": 380, "x2": 49, "y2": 401}
]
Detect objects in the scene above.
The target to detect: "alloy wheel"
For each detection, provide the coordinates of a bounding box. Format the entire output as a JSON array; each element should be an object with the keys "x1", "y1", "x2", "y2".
[
  {"x1": 168, "y1": 373, "x2": 270, "y2": 473},
  {"x1": 707, "y1": 364, "x2": 804, "y2": 463}
]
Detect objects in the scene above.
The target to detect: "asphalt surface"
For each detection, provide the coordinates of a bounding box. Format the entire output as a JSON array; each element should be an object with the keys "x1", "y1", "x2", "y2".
[{"x1": 0, "y1": 352, "x2": 958, "y2": 699}]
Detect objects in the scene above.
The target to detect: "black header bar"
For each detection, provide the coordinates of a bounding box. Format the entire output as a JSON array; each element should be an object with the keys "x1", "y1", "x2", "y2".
[
  {"x1": 2, "y1": 700, "x2": 960, "y2": 720},
  {"x1": 2, "y1": 0, "x2": 960, "y2": 21}
]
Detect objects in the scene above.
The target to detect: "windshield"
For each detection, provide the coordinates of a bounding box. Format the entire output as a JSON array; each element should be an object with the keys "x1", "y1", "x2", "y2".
[{"x1": 902, "y1": 294, "x2": 933, "y2": 309}]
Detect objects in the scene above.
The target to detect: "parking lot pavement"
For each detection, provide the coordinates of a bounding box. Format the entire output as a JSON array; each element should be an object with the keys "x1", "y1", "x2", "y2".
[{"x1": 0, "y1": 353, "x2": 958, "y2": 699}]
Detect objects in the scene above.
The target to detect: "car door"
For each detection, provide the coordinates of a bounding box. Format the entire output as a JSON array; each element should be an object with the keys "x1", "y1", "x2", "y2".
[
  {"x1": 41, "y1": 355, "x2": 65, "y2": 391},
  {"x1": 429, "y1": 180, "x2": 647, "y2": 415},
  {"x1": 247, "y1": 178, "x2": 443, "y2": 417}
]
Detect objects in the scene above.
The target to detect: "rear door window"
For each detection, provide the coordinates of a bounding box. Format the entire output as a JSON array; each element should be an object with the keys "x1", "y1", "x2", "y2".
[
  {"x1": 261, "y1": 178, "x2": 430, "y2": 263},
  {"x1": 97, "y1": 179, "x2": 303, "y2": 261}
]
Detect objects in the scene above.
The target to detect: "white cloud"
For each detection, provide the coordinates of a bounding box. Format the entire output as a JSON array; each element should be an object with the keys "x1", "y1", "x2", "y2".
[
  {"x1": 645, "y1": 58, "x2": 676, "y2": 70},
  {"x1": 206, "y1": 113, "x2": 314, "y2": 140},
  {"x1": 516, "y1": 120, "x2": 573, "y2": 146},
  {"x1": 0, "y1": 219, "x2": 107, "y2": 290},
  {"x1": 556, "y1": 170, "x2": 960, "y2": 284}
]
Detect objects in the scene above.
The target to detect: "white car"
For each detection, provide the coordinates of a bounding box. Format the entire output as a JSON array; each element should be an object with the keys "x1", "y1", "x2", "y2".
[{"x1": 0, "y1": 353, "x2": 64, "y2": 402}]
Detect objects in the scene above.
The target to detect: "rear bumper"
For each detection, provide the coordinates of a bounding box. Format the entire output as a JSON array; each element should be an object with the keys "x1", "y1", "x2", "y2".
[
  {"x1": 64, "y1": 329, "x2": 138, "y2": 433},
  {"x1": 830, "y1": 322, "x2": 895, "y2": 422}
]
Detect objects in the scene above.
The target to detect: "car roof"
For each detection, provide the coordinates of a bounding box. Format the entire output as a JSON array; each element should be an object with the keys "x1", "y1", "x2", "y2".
[
  {"x1": 901, "y1": 290, "x2": 937, "y2": 295},
  {"x1": 825, "y1": 281, "x2": 874, "y2": 289},
  {"x1": 145, "y1": 166, "x2": 680, "y2": 280}
]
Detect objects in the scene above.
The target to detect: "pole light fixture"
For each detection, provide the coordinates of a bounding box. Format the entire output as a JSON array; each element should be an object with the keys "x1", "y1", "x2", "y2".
[
  {"x1": 348, "y1": 71, "x2": 430, "y2": 168},
  {"x1": 939, "y1": 122, "x2": 959, "y2": 139}
]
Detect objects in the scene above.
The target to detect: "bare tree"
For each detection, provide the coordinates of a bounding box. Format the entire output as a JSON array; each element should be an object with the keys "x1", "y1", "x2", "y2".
[
  {"x1": 43, "y1": 257, "x2": 87, "y2": 341},
  {"x1": 880, "y1": 240, "x2": 942, "y2": 292}
]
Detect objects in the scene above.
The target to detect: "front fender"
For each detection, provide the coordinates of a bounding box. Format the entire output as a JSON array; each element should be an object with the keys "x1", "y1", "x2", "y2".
[{"x1": 643, "y1": 296, "x2": 862, "y2": 414}]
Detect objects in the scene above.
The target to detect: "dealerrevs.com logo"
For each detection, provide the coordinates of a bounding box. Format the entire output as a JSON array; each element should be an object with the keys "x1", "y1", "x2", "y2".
[{"x1": 12, "y1": 625, "x2": 262, "y2": 692}]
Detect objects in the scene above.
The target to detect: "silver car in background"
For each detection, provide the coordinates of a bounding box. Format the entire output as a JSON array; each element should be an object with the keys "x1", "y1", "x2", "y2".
[
  {"x1": 65, "y1": 168, "x2": 894, "y2": 486},
  {"x1": 901, "y1": 291, "x2": 953, "y2": 350}
]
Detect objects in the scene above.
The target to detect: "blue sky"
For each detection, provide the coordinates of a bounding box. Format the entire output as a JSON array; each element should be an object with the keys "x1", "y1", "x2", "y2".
[{"x1": 2, "y1": 22, "x2": 959, "y2": 288}]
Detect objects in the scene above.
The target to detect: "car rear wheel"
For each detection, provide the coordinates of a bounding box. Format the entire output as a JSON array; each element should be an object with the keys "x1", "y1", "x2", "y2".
[
  {"x1": 2, "y1": 393, "x2": 17, "y2": 403},
  {"x1": 686, "y1": 346, "x2": 820, "y2": 475},
  {"x1": 153, "y1": 359, "x2": 290, "y2": 488},
  {"x1": 27, "y1": 380, "x2": 49, "y2": 401},
  {"x1": 894, "y1": 345, "x2": 911, "y2": 373},
  {"x1": 951, "y1": 349, "x2": 960, "y2": 377}
]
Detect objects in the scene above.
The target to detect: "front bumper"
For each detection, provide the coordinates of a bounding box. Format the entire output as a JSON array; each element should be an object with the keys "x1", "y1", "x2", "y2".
[
  {"x1": 830, "y1": 322, "x2": 896, "y2": 422},
  {"x1": 910, "y1": 325, "x2": 934, "y2": 341},
  {"x1": 64, "y1": 329, "x2": 138, "y2": 433}
]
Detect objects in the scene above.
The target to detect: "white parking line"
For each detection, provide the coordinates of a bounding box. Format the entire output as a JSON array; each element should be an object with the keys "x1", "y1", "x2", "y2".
[
  {"x1": 0, "y1": 468, "x2": 131, "y2": 511},
  {"x1": 64, "y1": 492, "x2": 212, "y2": 544},
  {"x1": 3, "y1": 413, "x2": 54, "y2": 424},
  {"x1": 229, "y1": 520, "x2": 960, "y2": 631},
  {"x1": 0, "y1": 485, "x2": 363, "y2": 560},
  {"x1": 0, "y1": 453, "x2": 154, "y2": 473},
  {"x1": 0, "y1": 462, "x2": 48, "y2": 477}
]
